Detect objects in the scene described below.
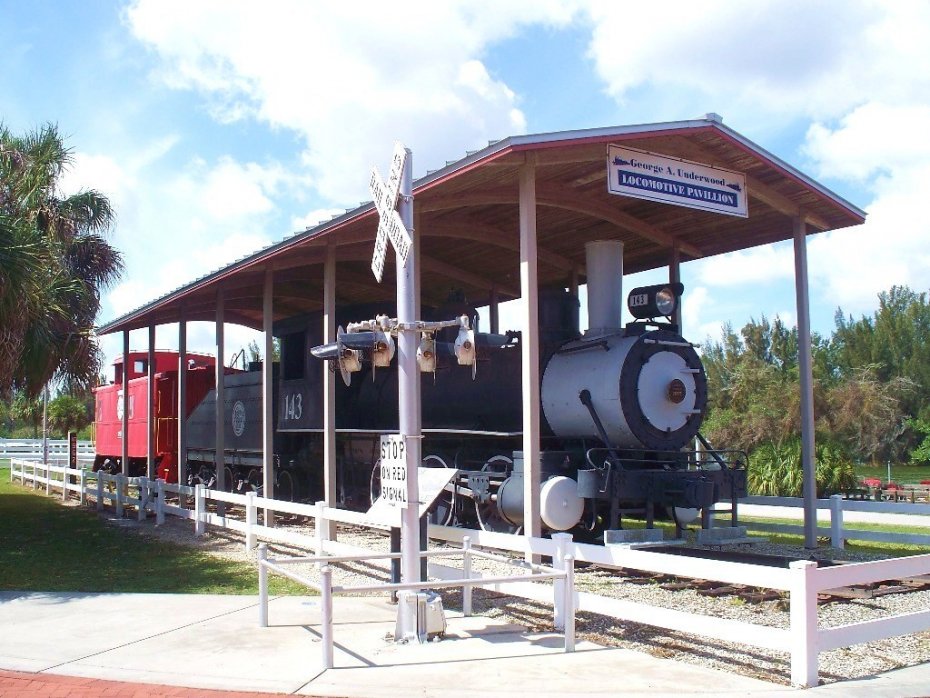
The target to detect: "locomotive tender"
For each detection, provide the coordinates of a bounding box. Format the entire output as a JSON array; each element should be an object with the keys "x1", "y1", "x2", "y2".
[{"x1": 94, "y1": 240, "x2": 745, "y2": 539}]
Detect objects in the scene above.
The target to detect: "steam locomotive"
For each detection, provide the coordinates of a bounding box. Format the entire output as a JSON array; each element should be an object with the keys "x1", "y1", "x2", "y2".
[{"x1": 94, "y1": 241, "x2": 746, "y2": 539}]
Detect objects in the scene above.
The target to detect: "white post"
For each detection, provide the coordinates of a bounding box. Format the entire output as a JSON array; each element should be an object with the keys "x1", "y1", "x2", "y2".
[
  {"x1": 156, "y1": 479, "x2": 166, "y2": 525},
  {"x1": 116, "y1": 474, "x2": 125, "y2": 517},
  {"x1": 551, "y1": 532, "x2": 572, "y2": 630},
  {"x1": 315, "y1": 500, "x2": 328, "y2": 556},
  {"x1": 830, "y1": 494, "x2": 844, "y2": 550},
  {"x1": 79, "y1": 469, "x2": 85, "y2": 506},
  {"x1": 563, "y1": 555, "x2": 576, "y2": 653},
  {"x1": 195, "y1": 483, "x2": 205, "y2": 536},
  {"x1": 519, "y1": 158, "x2": 542, "y2": 552},
  {"x1": 262, "y1": 268, "x2": 275, "y2": 527},
  {"x1": 96, "y1": 472, "x2": 104, "y2": 511},
  {"x1": 789, "y1": 560, "x2": 819, "y2": 687},
  {"x1": 321, "y1": 564, "x2": 334, "y2": 670},
  {"x1": 138, "y1": 477, "x2": 148, "y2": 521},
  {"x1": 245, "y1": 491, "x2": 257, "y2": 551},
  {"x1": 258, "y1": 543, "x2": 269, "y2": 627},
  {"x1": 462, "y1": 536, "x2": 473, "y2": 616},
  {"x1": 62, "y1": 467, "x2": 68, "y2": 502},
  {"x1": 396, "y1": 149, "x2": 421, "y2": 587}
]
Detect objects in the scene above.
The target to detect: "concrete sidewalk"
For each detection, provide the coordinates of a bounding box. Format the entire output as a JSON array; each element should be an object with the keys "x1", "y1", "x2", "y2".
[{"x1": 0, "y1": 591, "x2": 926, "y2": 697}]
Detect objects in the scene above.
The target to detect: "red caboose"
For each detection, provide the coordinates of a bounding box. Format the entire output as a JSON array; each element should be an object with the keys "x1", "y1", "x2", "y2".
[{"x1": 93, "y1": 351, "x2": 216, "y2": 480}]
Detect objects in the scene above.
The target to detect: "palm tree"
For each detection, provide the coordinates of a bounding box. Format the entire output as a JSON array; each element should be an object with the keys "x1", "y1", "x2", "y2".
[{"x1": 0, "y1": 123, "x2": 123, "y2": 398}]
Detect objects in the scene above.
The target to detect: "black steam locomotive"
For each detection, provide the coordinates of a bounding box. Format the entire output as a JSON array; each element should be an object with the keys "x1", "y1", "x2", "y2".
[{"x1": 186, "y1": 241, "x2": 746, "y2": 539}]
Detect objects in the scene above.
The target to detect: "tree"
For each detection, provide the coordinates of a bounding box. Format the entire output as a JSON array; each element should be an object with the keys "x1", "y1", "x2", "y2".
[
  {"x1": 47, "y1": 393, "x2": 91, "y2": 437},
  {"x1": 246, "y1": 337, "x2": 280, "y2": 364},
  {"x1": 0, "y1": 123, "x2": 123, "y2": 399},
  {"x1": 10, "y1": 392, "x2": 42, "y2": 438},
  {"x1": 826, "y1": 366, "x2": 913, "y2": 464}
]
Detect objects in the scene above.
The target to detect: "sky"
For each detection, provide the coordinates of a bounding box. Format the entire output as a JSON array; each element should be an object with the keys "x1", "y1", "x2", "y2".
[{"x1": 2, "y1": 0, "x2": 929, "y2": 370}]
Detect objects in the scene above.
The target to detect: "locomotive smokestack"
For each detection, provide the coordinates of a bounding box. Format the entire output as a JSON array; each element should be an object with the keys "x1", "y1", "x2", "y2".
[{"x1": 585, "y1": 240, "x2": 624, "y2": 335}]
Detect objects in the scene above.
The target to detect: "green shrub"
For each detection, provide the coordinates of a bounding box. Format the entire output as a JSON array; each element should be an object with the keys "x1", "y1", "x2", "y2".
[{"x1": 748, "y1": 438, "x2": 856, "y2": 497}]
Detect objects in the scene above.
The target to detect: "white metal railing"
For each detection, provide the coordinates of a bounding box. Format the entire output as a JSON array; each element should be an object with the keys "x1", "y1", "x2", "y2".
[
  {"x1": 8, "y1": 457, "x2": 930, "y2": 687},
  {"x1": 256, "y1": 539, "x2": 575, "y2": 669},
  {"x1": 716, "y1": 494, "x2": 930, "y2": 549}
]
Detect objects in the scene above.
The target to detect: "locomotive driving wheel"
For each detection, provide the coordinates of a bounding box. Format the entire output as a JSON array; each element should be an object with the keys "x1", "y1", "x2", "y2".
[
  {"x1": 475, "y1": 455, "x2": 519, "y2": 534},
  {"x1": 275, "y1": 470, "x2": 297, "y2": 502}
]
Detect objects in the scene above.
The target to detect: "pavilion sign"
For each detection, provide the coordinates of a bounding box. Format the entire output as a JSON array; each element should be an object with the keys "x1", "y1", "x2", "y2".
[{"x1": 607, "y1": 144, "x2": 748, "y2": 218}]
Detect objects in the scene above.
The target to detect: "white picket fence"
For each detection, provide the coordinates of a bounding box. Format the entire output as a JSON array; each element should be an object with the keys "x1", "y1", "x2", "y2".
[
  {"x1": 717, "y1": 495, "x2": 930, "y2": 549},
  {"x1": 0, "y1": 438, "x2": 94, "y2": 463},
  {"x1": 8, "y1": 458, "x2": 930, "y2": 688}
]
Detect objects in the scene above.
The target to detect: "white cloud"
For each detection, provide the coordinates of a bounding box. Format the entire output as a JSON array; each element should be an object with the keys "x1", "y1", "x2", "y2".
[
  {"x1": 124, "y1": 0, "x2": 578, "y2": 204},
  {"x1": 583, "y1": 1, "x2": 929, "y2": 125},
  {"x1": 292, "y1": 207, "x2": 346, "y2": 231},
  {"x1": 804, "y1": 103, "x2": 930, "y2": 184},
  {"x1": 694, "y1": 244, "x2": 794, "y2": 288}
]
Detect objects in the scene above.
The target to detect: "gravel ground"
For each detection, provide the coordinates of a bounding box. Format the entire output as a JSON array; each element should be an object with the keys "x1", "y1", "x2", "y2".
[{"x1": 111, "y1": 505, "x2": 930, "y2": 687}]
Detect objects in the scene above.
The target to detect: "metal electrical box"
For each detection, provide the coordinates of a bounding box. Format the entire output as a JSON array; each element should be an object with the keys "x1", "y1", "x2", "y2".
[{"x1": 395, "y1": 590, "x2": 446, "y2": 643}]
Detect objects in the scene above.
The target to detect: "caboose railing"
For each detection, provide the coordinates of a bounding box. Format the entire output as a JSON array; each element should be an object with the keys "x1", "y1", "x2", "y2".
[{"x1": 8, "y1": 456, "x2": 930, "y2": 688}]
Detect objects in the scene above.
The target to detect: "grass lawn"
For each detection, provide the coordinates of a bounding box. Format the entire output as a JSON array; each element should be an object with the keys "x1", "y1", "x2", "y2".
[
  {"x1": 854, "y1": 462, "x2": 930, "y2": 485},
  {"x1": 0, "y1": 466, "x2": 306, "y2": 595},
  {"x1": 735, "y1": 514, "x2": 930, "y2": 557}
]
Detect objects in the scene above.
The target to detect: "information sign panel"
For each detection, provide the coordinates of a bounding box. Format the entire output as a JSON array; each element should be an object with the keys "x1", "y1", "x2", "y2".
[
  {"x1": 378, "y1": 434, "x2": 408, "y2": 507},
  {"x1": 607, "y1": 144, "x2": 748, "y2": 218}
]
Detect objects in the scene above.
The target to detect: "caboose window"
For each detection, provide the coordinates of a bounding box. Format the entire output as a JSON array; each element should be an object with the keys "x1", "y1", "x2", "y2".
[
  {"x1": 282, "y1": 331, "x2": 305, "y2": 380},
  {"x1": 133, "y1": 359, "x2": 147, "y2": 375}
]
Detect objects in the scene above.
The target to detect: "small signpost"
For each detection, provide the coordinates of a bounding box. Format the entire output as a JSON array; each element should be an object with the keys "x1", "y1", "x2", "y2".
[
  {"x1": 607, "y1": 144, "x2": 748, "y2": 218},
  {"x1": 367, "y1": 141, "x2": 424, "y2": 641}
]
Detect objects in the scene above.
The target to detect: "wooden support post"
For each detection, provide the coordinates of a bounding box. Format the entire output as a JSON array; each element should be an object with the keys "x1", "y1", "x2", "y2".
[
  {"x1": 215, "y1": 287, "x2": 226, "y2": 515},
  {"x1": 178, "y1": 310, "x2": 188, "y2": 486},
  {"x1": 519, "y1": 158, "x2": 542, "y2": 552},
  {"x1": 323, "y1": 247, "x2": 337, "y2": 538},
  {"x1": 121, "y1": 330, "x2": 130, "y2": 477},
  {"x1": 147, "y1": 325, "x2": 156, "y2": 480}
]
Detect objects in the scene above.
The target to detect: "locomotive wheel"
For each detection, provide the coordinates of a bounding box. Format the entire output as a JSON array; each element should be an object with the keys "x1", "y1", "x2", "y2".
[
  {"x1": 475, "y1": 454, "x2": 518, "y2": 533},
  {"x1": 481, "y1": 454, "x2": 512, "y2": 474},
  {"x1": 475, "y1": 499, "x2": 520, "y2": 534},
  {"x1": 423, "y1": 454, "x2": 454, "y2": 526},
  {"x1": 369, "y1": 459, "x2": 382, "y2": 506},
  {"x1": 223, "y1": 465, "x2": 235, "y2": 493},
  {"x1": 276, "y1": 470, "x2": 297, "y2": 502},
  {"x1": 246, "y1": 468, "x2": 263, "y2": 495}
]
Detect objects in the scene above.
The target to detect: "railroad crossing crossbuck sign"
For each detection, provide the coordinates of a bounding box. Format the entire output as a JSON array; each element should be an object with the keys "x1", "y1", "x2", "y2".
[{"x1": 369, "y1": 142, "x2": 413, "y2": 282}]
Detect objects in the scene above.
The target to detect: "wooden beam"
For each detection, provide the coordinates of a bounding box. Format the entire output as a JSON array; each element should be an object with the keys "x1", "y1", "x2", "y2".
[
  {"x1": 666, "y1": 137, "x2": 831, "y2": 230},
  {"x1": 423, "y1": 221, "x2": 577, "y2": 273},
  {"x1": 418, "y1": 185, "x2": 702, "y2": 257},
  {"x1": 420, "y1": 255, "x2": 519, "y2": 298}
]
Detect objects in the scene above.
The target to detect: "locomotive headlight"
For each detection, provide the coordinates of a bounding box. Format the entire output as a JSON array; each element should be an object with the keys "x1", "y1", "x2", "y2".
[
  {"x1": 655, "y1": 287, "x2": 677, "y2": 316},
  {"x1": 628, "y1": 282, "x2": 685, "y2": 320}
]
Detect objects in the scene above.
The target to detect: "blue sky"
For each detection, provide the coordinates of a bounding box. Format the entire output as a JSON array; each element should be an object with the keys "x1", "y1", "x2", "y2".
[{"x1": 2, "y1": 1, "x2": 928, "y2": 367}]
